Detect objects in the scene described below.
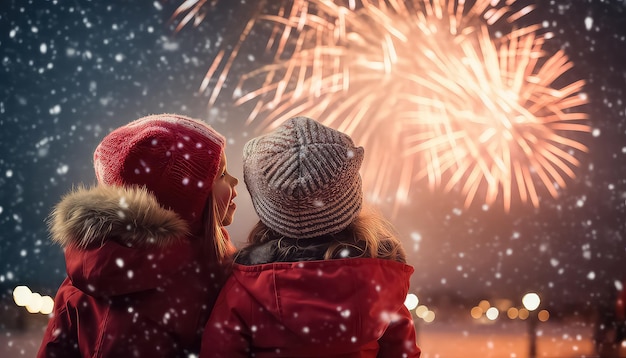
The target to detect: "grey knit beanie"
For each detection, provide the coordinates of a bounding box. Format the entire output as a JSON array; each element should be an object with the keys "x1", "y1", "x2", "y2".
[{"x1": 243, "y1": 116, "x2": 364, "y2": 239}]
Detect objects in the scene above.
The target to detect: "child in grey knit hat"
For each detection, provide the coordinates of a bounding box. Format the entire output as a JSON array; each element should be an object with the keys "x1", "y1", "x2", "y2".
[{"x1": 200, "y1": 116, "x2": 421, "y2": 358}]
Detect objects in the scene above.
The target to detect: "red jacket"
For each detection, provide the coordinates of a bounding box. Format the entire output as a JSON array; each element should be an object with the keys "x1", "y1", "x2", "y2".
[
  {"x1": 37, "y1": 185, "x2": 229, "y2": 358},
  {"x1": 200, "y1": 258, "x2": 421, "y2": 357}
]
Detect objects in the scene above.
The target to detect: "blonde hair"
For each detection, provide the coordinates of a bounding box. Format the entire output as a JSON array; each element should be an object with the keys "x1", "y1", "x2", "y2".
[
  {"x1": 202, "y1": 194, "x2": 231, "y2": 262},
  {"x1": 247, "y1": 205, "x2": 406, "y2": 263}
]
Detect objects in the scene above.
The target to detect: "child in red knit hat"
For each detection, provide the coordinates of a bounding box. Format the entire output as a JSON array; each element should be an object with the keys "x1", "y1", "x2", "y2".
[{"x1": 37, "y1": 114, "x2": 239, "y2": 358}]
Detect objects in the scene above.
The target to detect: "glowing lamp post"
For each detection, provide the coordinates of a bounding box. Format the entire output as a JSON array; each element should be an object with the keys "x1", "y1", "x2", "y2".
[{"x1": 522, "y1": 292, "x2": 541, "y2": 358}]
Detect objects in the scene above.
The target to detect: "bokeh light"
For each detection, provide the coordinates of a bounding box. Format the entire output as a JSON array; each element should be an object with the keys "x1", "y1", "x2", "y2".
[
  {"x1": 12, "y1": 286, "x2": 32, "y2": 307},
  {"x1": 522, "y1": 292, "x2": 541, "y2": 311},
  {"x1": 25, "y1": 292, "x2": 43, "y2": 313},
  {"x1": 470, "y1": 306, "x2": 483, "y2": 319},
  {"x1": 537, "y1": 309, "x2": 550, "y2": 322},
  {"x1": 507, "y1": 307, "x2": 519, "y2": 319},
  {"x1": 12, "y1": 285, "x2": 55, "y2": 315},
  {"x1": 518, "y1": 308, "x2": 530, "y2": 320},
  {"x1": 404, "y1": 293, "x2": 419, "y2": 310},
  {"x1": 485, "y1": 307, "x2": 499, "y2": 320}
]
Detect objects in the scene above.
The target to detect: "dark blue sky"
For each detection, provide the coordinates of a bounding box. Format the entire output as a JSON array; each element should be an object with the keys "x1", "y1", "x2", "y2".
[{"x1": 1, "y1": 0, "x2": 625, "y2": 313}]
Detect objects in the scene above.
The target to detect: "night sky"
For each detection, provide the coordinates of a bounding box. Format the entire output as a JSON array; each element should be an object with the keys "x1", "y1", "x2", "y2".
[{"x1": 1, "y1": 0, "x2": 625, "y2": 316}]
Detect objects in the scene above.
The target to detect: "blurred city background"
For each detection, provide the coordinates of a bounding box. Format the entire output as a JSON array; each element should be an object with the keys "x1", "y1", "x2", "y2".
[{"x1": 2, "y1": 0, "x2": 626, "y2": 357}]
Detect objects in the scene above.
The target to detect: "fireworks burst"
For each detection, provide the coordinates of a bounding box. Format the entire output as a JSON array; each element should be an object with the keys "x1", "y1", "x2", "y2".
[{"x1": 173, "y1": 0, "x2": 590, "y2": 212}]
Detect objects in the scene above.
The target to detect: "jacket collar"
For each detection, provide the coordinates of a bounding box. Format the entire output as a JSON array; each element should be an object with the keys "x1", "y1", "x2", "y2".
[{"x1": 234, "y1": 237, "x2": 371, "y2": 265}]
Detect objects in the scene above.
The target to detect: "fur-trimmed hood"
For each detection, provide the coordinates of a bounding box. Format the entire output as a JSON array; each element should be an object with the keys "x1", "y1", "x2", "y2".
[
  {"x1": 40, "y1": 184, "x2": 232, "y2": 358},
  {"x1": 49, "y1": 185, "x2": 189, "y2": 249},
  {"x1": 50, "y1": 185, "x2": 204, "y2": 298}
]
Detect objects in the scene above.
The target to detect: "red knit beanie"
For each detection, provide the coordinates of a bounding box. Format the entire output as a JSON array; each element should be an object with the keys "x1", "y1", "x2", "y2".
[{"x1": 93, "y1": 114, "x2": 225, "y2": 235}]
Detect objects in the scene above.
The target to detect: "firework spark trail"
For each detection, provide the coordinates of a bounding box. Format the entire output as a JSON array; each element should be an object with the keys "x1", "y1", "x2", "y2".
[{"x1": 173, "y1": 0, "x2": 590, "y2": 212}]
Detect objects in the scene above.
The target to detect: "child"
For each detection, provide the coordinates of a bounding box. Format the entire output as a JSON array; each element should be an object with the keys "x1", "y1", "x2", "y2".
[
  {"x1": 37, "y1": 114, "x2": 239, "y2": 357},
  {"x1": 200, "y1": 116, "x2": 420, "y2": 357}
]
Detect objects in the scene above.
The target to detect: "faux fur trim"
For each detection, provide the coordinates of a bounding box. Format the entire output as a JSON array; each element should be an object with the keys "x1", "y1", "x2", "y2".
[{"x1": 49, "y1": 185, "x2": 189, "y2": 248}]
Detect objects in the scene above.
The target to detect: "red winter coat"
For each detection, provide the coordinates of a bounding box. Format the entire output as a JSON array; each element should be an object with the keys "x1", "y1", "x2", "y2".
[
  {"x1": 37, "y1": 185, "x2": 230, "y2": 358},
  {"x1": 200, "y1": 257, "x2": 421, "y2": 358}
]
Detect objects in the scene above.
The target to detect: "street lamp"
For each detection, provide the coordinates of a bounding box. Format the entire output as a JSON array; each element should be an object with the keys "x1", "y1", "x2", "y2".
[{"x1": 522, "y1": 292, "x2": 541, "y2": 358}]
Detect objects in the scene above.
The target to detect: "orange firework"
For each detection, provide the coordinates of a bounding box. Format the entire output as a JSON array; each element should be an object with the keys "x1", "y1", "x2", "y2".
[{"x1": 173, "y1": 0, "x2": 590, "y2": 212}]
